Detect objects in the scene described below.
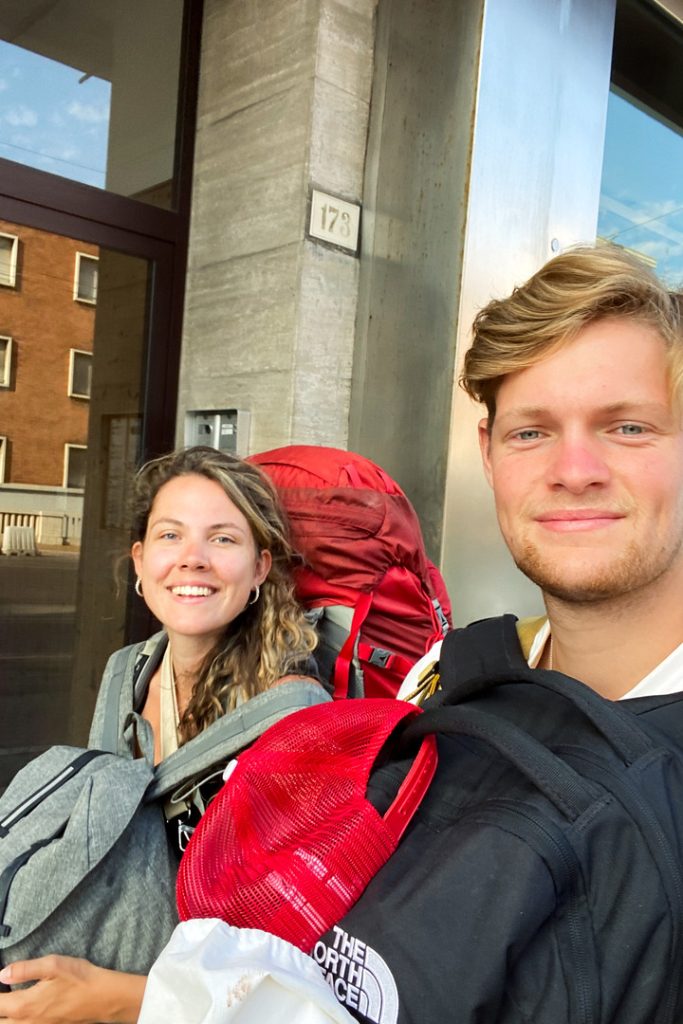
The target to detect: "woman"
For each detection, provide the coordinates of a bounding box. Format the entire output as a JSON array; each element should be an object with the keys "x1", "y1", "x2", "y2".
[{"x1": 0, "y1": 446, "x2": 323, "y2": 1023}]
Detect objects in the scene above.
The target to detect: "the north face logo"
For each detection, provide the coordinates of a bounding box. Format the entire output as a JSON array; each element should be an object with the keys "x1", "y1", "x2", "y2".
[{"x1": 313, "y1": 925, "x2": 398, "y2": 1024}]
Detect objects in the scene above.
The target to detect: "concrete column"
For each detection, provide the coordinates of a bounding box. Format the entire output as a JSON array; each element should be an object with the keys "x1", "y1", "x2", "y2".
[{"x1": 178, "y1": 0, "x2": 376, "y2": 453}]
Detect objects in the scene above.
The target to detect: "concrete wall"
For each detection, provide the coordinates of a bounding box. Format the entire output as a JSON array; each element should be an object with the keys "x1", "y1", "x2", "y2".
[
  {"x1": 178, "y1": 0, "x2": 377, "y2": 453},
  {"x1": 348, "y1": 0, "x2": 485, "y2": 560}
]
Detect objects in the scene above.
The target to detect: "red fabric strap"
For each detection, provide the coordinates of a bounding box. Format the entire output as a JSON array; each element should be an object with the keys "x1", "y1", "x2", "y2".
[
  {"x1": 333, "y1": 590, "x2": 373, "y2": 698},
  {"x1": 383, "y1": 733, "x2": 438, "y2": 842}
]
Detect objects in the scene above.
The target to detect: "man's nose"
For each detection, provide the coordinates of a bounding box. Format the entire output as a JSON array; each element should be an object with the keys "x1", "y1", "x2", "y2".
[{"x1": 547, "y1": 434, "x2": 610, "y2": 493}]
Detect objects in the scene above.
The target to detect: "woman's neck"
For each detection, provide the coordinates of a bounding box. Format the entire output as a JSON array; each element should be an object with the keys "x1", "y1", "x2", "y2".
[{"x1": 166, "y1": 632, "x2": 216, "y2": 703}]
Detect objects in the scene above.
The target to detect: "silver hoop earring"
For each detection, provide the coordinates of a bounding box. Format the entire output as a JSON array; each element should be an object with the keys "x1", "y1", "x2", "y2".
[
  {"x1": 248, "y1": 584, "x2": 260, "y2": 606},
  {"x1": 135, "y1": 577, "x2": 143, "y2": 598}
]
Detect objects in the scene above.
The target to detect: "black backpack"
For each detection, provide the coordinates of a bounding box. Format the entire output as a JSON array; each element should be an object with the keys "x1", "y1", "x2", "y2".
[{"x1": 314, "y1": 615, "x2": 683, "y2": 1024}]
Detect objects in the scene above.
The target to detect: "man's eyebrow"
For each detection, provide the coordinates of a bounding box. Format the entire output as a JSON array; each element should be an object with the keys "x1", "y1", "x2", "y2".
[
  {"x1": 594, "y1": 400, "x2": 669, "y2": 416},
  {"x1": 496, "y1": 400, "x2": 669, "y2": 426},
  {"x1": 494, "y1": 406, "x2": 550, "y2": 427}
]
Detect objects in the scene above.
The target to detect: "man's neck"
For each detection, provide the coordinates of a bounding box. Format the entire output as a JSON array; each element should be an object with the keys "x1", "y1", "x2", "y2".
[{"x1": 544, "y1": 571, "x2": 683, "y2": 700}]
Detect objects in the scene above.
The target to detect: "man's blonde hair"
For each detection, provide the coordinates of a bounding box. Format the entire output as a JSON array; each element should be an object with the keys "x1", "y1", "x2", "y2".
[{"x1": 461, "y1": 244, "x2": 683, "y2": 421}]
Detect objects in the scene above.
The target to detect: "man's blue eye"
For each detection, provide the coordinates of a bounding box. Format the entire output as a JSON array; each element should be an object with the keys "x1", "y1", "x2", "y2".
[
  {"x1": 618, "y1": 424, "x2": 644, "y2": 435},
  {"x1": 516, "y1": 429, "x2": 541, "y2": 441}
]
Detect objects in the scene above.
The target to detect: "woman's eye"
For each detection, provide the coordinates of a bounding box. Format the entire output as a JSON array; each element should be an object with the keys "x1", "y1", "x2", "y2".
[
  {"x1": 213, "y1": 534, "x2": 235, "y2": 544},
  {"x1": 160, "y1": 531, "x2": 177, "y2": 540}
]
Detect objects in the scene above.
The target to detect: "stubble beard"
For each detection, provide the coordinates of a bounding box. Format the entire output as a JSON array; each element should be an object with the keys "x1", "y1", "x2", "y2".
[{"x1": 511, "y1": 534, "x2": 683, "y2": 607}]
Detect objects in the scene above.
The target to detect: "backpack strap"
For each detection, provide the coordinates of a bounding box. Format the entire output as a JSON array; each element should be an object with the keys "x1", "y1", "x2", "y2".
[
  {"x1": 333, "y1": 592, "x2": 373, "y2": 698},
  {"x1": 88, "y1": 644, "x2": 142, "y2": 755},
  {"x1": 89, "y1": 634, "x2": 166, "y2": 756},
  {"x1": 149, "y1": 679, "x2": 330, "y2": 801},
  {"x1": 438, "y1": 615, "x2": 528, "y2": 689},
  {"x1": 437, "y1": 617, "x2": 653, "y2": 765},
  {"x1": 403, "y1": 704, "x2": 601, "y2": 821},
  {"x1": 382, "y1": 732, "x2": 437, "y2": 841}
]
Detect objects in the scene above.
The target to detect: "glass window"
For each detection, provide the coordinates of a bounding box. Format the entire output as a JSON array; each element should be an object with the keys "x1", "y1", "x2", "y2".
[
  {"x1": 599, "y1": 0, "x2": 683, "y2": 287},
  {"x1": 0, "y1": 335, "x2": 11, "y2": 386},
  {"x1": 0, "y1": 234, "x2": 18, "y2": 288},
  {"x1": 68, "y1": 349, "x2": 92, "y2": 399},
  {"x1": 64, "y1": 444, "x2": 87, "y2": 489},
  {"x1": 598, "y1": 88, "x2": 683, "y2": 286},
  {"x1": 0, "y1": 1, "x2": 185, "y2": 209},
  {"x1": 74, "y1": 253, "x2": 98, "y2": 304}
]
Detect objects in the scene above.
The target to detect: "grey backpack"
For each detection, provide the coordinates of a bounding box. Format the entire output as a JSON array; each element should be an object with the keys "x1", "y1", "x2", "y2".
[{"x1": 0, "y1": 638, "x2": 329, "y2": 983}]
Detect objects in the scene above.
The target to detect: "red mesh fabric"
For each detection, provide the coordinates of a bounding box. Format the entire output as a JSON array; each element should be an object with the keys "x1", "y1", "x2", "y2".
[{"x1": 177, "y1": 699, "x2": 431, "y2": 951}]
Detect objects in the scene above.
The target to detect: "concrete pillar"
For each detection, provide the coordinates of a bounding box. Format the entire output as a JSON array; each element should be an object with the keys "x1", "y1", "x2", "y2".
[{"x1": 178, "y1": 0, "x2": 377, "y2": 453}]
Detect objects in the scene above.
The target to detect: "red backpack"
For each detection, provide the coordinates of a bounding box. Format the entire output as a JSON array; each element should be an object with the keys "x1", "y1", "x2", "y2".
[{"x1": 249, "y1": 445, "x2": 452, "y2": 699}]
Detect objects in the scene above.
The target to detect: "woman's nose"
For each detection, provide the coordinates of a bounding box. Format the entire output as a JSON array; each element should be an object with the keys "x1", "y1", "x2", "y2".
[{"x1": 179, "y1": 539, "x2": 208, "y2": 569}]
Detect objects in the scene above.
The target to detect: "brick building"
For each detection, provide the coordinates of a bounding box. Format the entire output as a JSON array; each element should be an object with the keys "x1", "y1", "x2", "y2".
[{"x1": 0, "y1": 220, "x2": 97, "y2": 488}]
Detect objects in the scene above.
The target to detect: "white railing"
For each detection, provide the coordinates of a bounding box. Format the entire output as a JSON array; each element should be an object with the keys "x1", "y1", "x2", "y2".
[{"x1": 0, "y1": 512, "x2": 82, "y2": 548}]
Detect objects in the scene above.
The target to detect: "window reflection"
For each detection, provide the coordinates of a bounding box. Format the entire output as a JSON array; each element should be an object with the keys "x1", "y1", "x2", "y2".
[
  {"x1": 598, "y1": 88, "x2": 683, "y2": 287},
  {"x1": 0, "y1": 42, "x2": 110, "y2": 188},
  {"x1": 0, "y1": 0, "x2": 184, "y2": 209}
]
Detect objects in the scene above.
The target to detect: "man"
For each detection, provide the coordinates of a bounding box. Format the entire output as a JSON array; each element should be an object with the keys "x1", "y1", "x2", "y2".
[
  {"x1": 315, "y1": 244, "x2": 683, "y2": 1024},
  {"x1": 464, "y1": 243, "x2": 683, "y2": 696}
]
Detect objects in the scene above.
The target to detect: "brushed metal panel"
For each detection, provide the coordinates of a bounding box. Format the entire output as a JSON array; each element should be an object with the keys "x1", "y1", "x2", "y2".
[{"x1": 441, "y1": 0, "x2": 616, "y2": 624}]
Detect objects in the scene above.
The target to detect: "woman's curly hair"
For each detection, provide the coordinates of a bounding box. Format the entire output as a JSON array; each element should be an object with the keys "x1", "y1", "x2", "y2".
[{"x1": 131, "y1": 446, "x2": 318, "y2": 741}]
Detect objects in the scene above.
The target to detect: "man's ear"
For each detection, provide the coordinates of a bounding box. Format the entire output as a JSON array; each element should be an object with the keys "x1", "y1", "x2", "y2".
[{"x1": 478, "y1": 418, "x2": 494, "y2": 487}]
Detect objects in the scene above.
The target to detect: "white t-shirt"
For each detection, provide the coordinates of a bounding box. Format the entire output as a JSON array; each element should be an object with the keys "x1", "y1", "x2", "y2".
[
  {"x1": 527, "y1": 618, "x2": 683, "y2": 699},
  {"x1": 397, "y1": 623, "x2": 683, "y2": 703}
]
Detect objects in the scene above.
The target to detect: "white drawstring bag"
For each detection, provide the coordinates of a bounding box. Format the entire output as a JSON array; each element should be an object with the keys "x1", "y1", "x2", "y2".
[{"x1": 138, "y1": 919, "x2": 355, "y2": 1024}]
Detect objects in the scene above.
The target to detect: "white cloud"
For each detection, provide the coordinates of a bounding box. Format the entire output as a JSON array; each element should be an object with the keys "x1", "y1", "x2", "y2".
[
  {"x1": 0, "y1": 80, "x2": 8, "y2": 92},
  {"x1": 66, "y1": 100, "x2": 108, "y2": 124},
  {"x1": 5, "y1": 105, "x2": 37, "y2": 127}
]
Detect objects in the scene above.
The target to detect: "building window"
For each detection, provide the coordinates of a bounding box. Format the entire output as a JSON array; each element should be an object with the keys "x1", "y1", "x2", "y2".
[
  {"x1": 74, "y1": 253, "x2": 98, "y2": 304},
  {"x1": 0, "y1": 336, "x2": 11, "y2": 387},
  {"x1": 0, "y1": 233, "x2": 18, "y2": 288},
  {"x1": 68, "y1": 348, "x2": 92, "y2": 399},
  {"x1": 0, "y1": 436, "x2": 6, "y2": 483},
  {"x1": 64, "y1": 444, "x2": 87, "y2": 489}
]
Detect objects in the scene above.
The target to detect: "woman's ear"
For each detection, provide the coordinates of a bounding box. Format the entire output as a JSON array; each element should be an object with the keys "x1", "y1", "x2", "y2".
[
  {"x1": 255, "y1": 549, "x2": 272, "y2": 586},
  {"x1": 131, "y1": 540, "x2": 144, "y2": 578}
]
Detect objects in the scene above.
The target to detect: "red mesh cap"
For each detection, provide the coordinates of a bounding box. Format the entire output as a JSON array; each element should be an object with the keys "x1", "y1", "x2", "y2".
[{"x1": 176, "y1": 698, "x2": 437, "y2": 951}]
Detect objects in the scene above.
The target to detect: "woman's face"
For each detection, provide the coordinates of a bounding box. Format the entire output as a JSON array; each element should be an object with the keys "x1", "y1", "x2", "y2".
[{"x1": 131, "y1": 473, "x2": 271, "y2": 651}]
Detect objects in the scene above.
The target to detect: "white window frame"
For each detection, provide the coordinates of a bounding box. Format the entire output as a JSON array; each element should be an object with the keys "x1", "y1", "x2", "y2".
[
  {"x1": 68, "y1": 348, "x2": 92, "y2": 399},
  {"x1": 0, "y1": 335, "x2": 11, "y2": 387},
  {"x1": 73, "y1": 252, "x2": 99, "y2": 304},
  {"x1": 0, "y1": 436, "x2": 6, "y2": 483},
  {"x1": 0, "y1": 233, "x2": 18, "y2": 288},
  {"x1": 63, "y1": 444, "x2": 87, "y2": 490}
]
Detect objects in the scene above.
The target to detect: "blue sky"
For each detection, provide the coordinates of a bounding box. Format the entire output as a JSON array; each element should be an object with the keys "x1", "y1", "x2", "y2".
[
  {"x1": 598, "y1": 89, "x2": 683, "y2": 287},
  {"x1": 0, "y1": 40, "x2": 110, "y2": 189}
]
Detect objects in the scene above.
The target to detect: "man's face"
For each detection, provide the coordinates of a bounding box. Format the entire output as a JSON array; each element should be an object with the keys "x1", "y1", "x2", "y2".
[{"x1": 479, "y1": 317, "x2": 683, "y2": 604}]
